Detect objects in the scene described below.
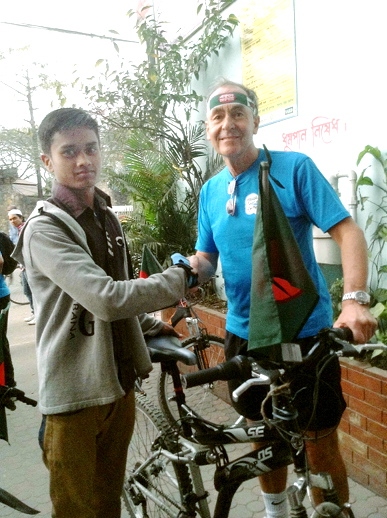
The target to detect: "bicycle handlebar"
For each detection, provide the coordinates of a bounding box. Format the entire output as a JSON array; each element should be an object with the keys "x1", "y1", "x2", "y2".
[
  {"x1": 181, "y1": 327, "x2": 385, "y2": 390},
  {"x1": 0, "y1": 386, "x2": 38, "y2": 407},
  {"x1": 181, "y1": 355, "x2": 253, "y2": 388}
]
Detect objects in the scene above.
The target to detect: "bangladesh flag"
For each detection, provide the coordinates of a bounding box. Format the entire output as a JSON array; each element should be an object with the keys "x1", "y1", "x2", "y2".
[
  {"x1": 248, "y1": 150, "x2": 319, "y2": 355},
  {"x1": 139, "y1": 245, "x2": 163, "y2": 278}
]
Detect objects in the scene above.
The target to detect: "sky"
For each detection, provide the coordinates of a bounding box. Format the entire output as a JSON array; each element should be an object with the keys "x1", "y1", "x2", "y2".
[
  {"x1": 0, "y1": 0, "x2": 202, "y2": 129},
  {"x1": 0, "y1": 0, "x2": 144, "y2": 129}
]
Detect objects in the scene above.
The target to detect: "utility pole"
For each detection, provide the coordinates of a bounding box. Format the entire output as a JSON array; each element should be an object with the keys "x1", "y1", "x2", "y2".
[
  {"x1": 25, "y1": 71, "x2": 43, "y2": 198},
  {"x1": 1, "y1": 72, "x2": 44, "y2": 198}
]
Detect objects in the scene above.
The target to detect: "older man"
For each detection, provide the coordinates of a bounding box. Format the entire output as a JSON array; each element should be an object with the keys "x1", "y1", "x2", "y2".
[{"x1": 189, "y1": 78, "x2": 377, "y2": 518}]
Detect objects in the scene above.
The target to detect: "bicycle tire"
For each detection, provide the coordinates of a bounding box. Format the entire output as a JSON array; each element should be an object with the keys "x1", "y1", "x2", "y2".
[
  {"x1": 5, "y1": 270, "x2": 30, "y2": 306},
  {"x1": 122, "y1": 392, "x2": 194, "y2": 518},
  {"x1": 157, "y1": 334, "x2": 240, "y2": 428}
]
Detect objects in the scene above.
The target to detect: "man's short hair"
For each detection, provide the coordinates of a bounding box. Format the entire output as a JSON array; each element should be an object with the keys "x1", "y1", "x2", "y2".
[
  {"x1": 207, "y1": 78, "x2": 259, "y2": 116},
  {"x1": 38, "y1": 108, "x2": 100, "y2": 155}
]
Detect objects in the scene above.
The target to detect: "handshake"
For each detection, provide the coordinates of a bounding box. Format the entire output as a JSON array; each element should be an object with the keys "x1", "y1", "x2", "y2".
[{"x1": 170, "y1": 253, "x2": 199, "y2": 289}]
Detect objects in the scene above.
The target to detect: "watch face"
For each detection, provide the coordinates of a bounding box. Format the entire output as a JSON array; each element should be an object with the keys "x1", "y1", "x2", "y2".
[{"x1": 356, "y1": 291, "x2": 370, "y2": 304}]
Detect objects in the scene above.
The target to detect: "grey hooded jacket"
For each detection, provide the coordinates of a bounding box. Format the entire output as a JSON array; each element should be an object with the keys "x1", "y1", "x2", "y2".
[{"x1": 13, "y1": 200, "x2": 187, "y2": 414}]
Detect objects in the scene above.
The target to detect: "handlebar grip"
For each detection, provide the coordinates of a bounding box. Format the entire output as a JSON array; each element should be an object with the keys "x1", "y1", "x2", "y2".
[
  {"x1": 329, "y1": 327, "x2": 354, "y2": 342},
  {"x1": 0, "y1": 386, "x2": 38, "y2": 407},
  {"x1": 182, "y1": 355, "x2": 250, "y2": 388},
  {"x1": 17, "y1": 394, "x2": 38, "y2": 407}
]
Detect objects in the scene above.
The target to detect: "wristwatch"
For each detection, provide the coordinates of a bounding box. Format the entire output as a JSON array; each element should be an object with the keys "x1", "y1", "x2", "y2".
[{"x1": 342, "y1": 291, "x2": 370, "y2": 305}]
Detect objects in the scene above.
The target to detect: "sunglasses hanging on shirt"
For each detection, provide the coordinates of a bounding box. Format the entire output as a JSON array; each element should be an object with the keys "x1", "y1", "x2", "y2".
[{"x1": 226, "y1": 179, "x2": 237, "y2": 216}]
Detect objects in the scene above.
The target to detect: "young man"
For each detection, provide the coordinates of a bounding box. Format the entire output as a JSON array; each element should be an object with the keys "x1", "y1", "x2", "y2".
[
  {"x1": 189, "y1": 79, "x2": 377, "y2": 518},
  {"x1": 13, "y1": 107, "x2": 196, "y2": 518}
]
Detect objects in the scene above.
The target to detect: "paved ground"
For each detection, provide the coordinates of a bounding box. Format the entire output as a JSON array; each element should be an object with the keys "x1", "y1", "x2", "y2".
[{"x1": 0, "y1": 302, "x2": 386, "y2": 517}]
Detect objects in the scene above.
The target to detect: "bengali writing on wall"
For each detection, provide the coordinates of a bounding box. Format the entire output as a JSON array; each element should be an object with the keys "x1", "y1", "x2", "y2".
[{"x1": 282, "y1": 117, "x2": 344, "y2": 151}]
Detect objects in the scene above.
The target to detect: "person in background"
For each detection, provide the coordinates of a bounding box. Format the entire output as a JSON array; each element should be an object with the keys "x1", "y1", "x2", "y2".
[
  {"x1": 8, "y1": 208, "x2": 35, "y2": 324},
  {"x1": 188, "y1": 78, "x2": 377, "y2": 518},
  {"x1": 13, "y1": 107, "x2": 197, "y2": 518},
  {"x1": 7, "y1": 204, "x2": 19, "y2": 245}
]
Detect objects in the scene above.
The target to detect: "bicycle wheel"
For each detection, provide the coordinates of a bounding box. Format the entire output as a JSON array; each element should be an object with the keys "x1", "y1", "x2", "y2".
[
  {"x1": 5, "y1": 269, "x2": 29, "y2": 305},
  {"x1": 158, "y1": 335, "x2": 240, "y2": 428},
  {"x1": 122, "y1": 392, "x2": 194, "y2": 518}
]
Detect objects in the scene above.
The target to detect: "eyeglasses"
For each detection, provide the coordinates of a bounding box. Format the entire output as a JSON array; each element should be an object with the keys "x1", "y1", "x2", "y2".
[{"x1": 226, "y1": 179, "x2": 236, "y2": 216}]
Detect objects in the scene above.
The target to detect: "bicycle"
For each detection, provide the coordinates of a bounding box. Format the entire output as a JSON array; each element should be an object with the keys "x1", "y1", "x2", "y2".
[
  {"x1": 157, "y1": 296, "x2": 240, "y2": 428},
  {"x1": 0, "y1": 385, "x2": 39, "y2": 515},
  {"x1": 122, "y1": 327, "x2": 387, "y2": 518},
  {"x1": 5, "y1": 268, "x2": 30, "y2": 305}
]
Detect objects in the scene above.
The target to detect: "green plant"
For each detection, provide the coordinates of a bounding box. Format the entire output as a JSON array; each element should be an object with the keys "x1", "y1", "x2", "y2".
[
  {"x1": 354, "y1": 145, "x2": 387, "y2": 367},
  {"x1": 329, "y1": 277, "x2": 344, "y2": 322},
  {"x1": 82, "y1": 0, "x2": 238, "y2": 263}
]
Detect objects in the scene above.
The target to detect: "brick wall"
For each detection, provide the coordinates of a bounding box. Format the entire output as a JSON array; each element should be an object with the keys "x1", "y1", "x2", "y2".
[
  {"x1": 162, "y1": 304, "x2": 387, "y2": 498},
  {"x1": 339, "y1": 358, "x2": 387, "y2": 498}
]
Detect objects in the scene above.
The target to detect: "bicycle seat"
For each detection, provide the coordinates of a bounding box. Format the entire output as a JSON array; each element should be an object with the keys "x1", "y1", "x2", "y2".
[{"x1": 146, "y1": 336, "x2": 197, "y2": 366}]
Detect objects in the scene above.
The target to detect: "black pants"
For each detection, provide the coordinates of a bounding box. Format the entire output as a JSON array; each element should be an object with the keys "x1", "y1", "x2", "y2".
[{"x1": 224, "y1": 331, "x2": 346, "y2": 430}]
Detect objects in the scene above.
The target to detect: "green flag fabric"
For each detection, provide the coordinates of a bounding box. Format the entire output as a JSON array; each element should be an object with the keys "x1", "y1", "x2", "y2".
[
  {"x1": 139, "y1": 245, "x2": 163, "y2": 278},
  {"x1": 248, "y1": 154, "x2": 319, "y2": 355}
]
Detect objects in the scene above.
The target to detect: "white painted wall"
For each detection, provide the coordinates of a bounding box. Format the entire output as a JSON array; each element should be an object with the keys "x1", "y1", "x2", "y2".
[
  {"x1": 181, "y1": 0, "x2": 387, "y2": 289},
  {"x1": 191, "y1": 1, "x2": 385, "y2": 220}
]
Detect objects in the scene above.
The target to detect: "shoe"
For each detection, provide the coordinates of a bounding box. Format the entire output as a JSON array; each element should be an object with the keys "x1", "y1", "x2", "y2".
[
  {"x1": 28, "y1": 317, "x2": 36, "y2": 325},
  {"x1": 24, "y1": 314, "x2": 34, "y2": 322}
]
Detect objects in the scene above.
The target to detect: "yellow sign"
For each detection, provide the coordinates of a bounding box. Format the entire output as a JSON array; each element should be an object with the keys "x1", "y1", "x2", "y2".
[{"x1": 240, "y1": 0, "x2": 297, "y2": 126}]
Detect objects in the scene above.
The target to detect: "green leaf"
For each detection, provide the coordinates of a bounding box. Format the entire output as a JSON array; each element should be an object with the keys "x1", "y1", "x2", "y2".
[
  {"x1": 370, "y1": 302, "x2": 386, "y2": 318},
  {"x1": 356, "y1": 145, "x2": 383, "y2": 166},
  {"x1": 357, "y1": 176, "x2": 373, "y2": 186}
]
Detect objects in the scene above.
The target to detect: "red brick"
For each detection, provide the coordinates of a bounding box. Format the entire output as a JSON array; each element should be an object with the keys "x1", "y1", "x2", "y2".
[
  {"x1": 340, "y1": 431, "x2": 368, "y2": 457},
  {"x1": 352, "y1": 452, "x2": 386, "y2": 479},
  {"x1": 349, "y1": 397, "x2": 382, "y2": 422},
  {"x1": 368, "y1": 445, "x2": 387, "y2": 469},
  {"x1": 361, "y1": 371, "x2": 384, "y2": 393},
  {"x1": 341, "y1": 379, "x2": 364, "y2": 400},
  {"x1": 346, "y1": 408, "x2": 366, "y2": 429},
  {"x1": 364, "y1": 388, "x2": 387, "y2": 409},
  {"x1": 345, "y1": 463, "x2": 369, "y2": 487},
  {"x1": 350, "y1": 424, "x2": 383, "y2": 452},
  {"x1": 367, "y1": 479, "x2": 387, "y2": 498},
  {"x1": 339, "y1": 417, "x2": 350, "y2": 434},
  {"x1": 367, "y1": 418, "x2": 387, "y2": 441},
  {"x1": 340, "y1": 362, "x2": 348, "y2": 380},
  {"x1": 347, "y1": 368, "x2": 379, "y2": 390}
]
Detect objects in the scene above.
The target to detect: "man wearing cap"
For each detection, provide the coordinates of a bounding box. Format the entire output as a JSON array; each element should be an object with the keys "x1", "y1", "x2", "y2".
[
  {"x1": 189, "y1": 78, "x2": 377, "y2": 518},
  {"x1": 7, "y1": 205, "x2": 20, "y2": 245},
  {"x1": 8, "y1": 208, "x2": 35, "y2": 324}
]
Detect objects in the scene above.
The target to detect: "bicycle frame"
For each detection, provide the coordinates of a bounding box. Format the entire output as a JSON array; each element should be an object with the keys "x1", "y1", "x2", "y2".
[
  {"x1": 147, "y1": 352, "x2": 341, "y2": 518},
  {"x1": 127, "y1": 329, "x2": 374, "y2": 517}
]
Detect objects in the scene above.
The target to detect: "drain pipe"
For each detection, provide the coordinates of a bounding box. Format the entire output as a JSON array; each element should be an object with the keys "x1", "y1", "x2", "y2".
[
  {"x1": 329, "y1": 170, "x2": 358, "y2": 221},
  {"x1": 313, "y1": 171, "x2": 358, "y2": 287}
]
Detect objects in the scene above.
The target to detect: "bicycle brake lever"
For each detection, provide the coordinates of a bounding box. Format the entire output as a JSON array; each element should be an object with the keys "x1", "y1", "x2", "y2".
[{"x1": 231, "y1": 375, "x2": 271, "y2": 402}]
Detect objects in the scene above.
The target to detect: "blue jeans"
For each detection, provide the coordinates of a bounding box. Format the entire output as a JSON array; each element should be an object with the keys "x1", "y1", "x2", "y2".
[{"x1": 21, "y1": 270, "x2": 34, "y2": 313}]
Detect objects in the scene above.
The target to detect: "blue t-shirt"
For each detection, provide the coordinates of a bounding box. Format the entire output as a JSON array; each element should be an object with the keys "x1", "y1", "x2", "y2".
[
  {"x1": 195, "y1": 149, "x2": 350, "y2": 340},
  {"x1": 0, "y1": 252, "x2": 10, "y2": 299}
]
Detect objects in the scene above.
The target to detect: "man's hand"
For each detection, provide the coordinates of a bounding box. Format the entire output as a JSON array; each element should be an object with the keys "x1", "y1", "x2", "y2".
[
  {"x1": 334, "y1": 301, "x2": 378, "y2": 343},
  {"x1": 154, "y1": 322, "x2": 181, "y2": 339},
  {"x1": 170, "y1": 253, "x2": 199, "y2": 288}
]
